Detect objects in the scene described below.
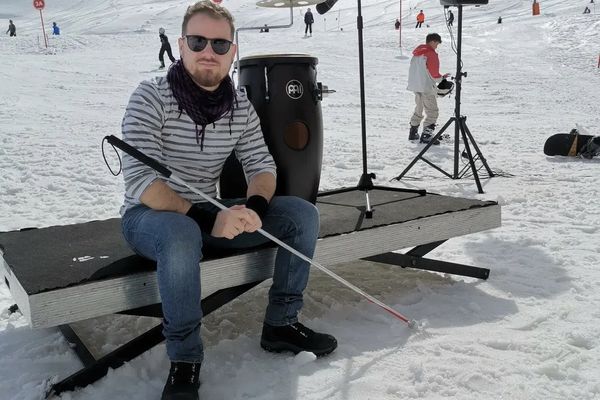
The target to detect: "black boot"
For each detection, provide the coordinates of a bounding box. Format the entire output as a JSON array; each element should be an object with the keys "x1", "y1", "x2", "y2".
[
  {"x1": 161, "y1": 362, "x2": 201, "y2": 400},
  {"x1": 408, "y1": 125, "x2": 420, "y2": 141},
  {"x1": 260, "y1": 322, "x2": 337, "y2": 357},
  {"x1": 420, "y1": 124, "x2": 440, "y2": 145}
]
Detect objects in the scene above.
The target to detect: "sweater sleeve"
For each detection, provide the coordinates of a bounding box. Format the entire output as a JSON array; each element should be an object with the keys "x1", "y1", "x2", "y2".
[
  {"x1": 120, "y1": 80, "x2": 166, "y2": 204},
  {"x1": 235, "y1": 99, "x2": 277, "y2": 182},
  {"x1": 426, "y1": 51, "x2": 442, "y2": 80}
]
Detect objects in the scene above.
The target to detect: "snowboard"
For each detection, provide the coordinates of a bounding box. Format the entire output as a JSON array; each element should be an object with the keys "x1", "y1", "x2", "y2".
[{"x1": 543, "y1": 131, "x2": 599, "y2": 159}]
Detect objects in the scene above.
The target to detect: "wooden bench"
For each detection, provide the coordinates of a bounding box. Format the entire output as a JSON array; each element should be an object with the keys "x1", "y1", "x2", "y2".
[{"x1": 0, "y1": 187, "x2": 500, "y2": 396}]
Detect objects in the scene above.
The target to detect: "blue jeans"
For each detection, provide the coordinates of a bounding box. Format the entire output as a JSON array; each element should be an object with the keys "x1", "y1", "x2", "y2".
[{"x1": 121, "y1": 196, "x2": 319, "y2": 363}]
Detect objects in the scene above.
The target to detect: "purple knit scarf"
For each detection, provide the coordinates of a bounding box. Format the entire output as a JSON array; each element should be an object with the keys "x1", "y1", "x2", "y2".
[{"x1": 167, "y1": 60, "x2": 235, "y2": 150}]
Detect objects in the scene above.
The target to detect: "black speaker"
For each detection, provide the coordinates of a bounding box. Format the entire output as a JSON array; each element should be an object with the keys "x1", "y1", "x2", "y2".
[{"x1": 316, "y1": 0, "x2": 339, "y2": 15}]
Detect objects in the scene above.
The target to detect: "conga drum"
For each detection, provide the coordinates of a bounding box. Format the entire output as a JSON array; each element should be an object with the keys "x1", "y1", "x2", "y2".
[{"x1": 219, "y1": 54, "x2": 324, "y2": 204}]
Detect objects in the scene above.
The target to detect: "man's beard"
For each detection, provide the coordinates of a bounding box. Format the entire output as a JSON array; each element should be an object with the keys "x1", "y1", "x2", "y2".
[{"x1": 192, "y1": 69, "x2": 225, "y2": 88}]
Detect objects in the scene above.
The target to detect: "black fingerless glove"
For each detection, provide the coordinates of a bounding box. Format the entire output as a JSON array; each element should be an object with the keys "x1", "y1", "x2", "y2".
[
  {"x1": 245, "y1": 195, "x2": 269, "y2": 219},
  {"x1": 186, "y1": 205, "x2": 217, "y2": 233}
]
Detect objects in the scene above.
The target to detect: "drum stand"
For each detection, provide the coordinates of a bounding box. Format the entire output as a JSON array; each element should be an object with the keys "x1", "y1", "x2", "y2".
[
  {"x1": 318, "y1": 0, "x2": 425, "y2": 218},
  {"x1": 392, "y1": 5, "x2": 494, "y2": 194}
]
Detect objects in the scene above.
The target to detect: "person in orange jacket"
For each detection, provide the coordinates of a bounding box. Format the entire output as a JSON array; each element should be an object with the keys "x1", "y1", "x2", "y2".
[{"x1": 415, "y1": 10, "x2": 425, "y2": 28}]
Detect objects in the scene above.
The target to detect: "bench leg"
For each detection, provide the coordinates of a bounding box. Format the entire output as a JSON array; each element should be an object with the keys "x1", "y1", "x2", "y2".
[
  {"x1": 48, "y1": 323, "x2": 164, "y2": 398},
  {"x1": 48, "y1": 280, "x2": 264, "y2": 398},
  {"x1": 362, "y1": 241, "x2": 490, "y2": 280}
]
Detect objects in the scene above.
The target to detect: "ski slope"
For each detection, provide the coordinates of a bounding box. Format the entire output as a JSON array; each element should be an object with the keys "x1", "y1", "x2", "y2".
[{"x1": 1, "y1": 0, "x2": 599, "y2": 399}]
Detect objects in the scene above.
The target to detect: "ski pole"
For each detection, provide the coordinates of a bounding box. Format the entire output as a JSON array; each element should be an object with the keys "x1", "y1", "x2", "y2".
[{"x1": 105, "y1": 135, "x2": 417, "y2": 328}]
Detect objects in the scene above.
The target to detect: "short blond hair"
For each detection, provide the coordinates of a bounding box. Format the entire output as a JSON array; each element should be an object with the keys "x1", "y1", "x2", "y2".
[{"x1": 181, "y1": 0, "x2": 235, "y2": 39}]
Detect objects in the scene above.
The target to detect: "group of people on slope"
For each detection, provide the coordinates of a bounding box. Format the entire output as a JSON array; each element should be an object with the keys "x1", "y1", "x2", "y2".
[
  {"x1": 411, "y1": 9, "x2": 515, "y2": 29},
  {"x1": 5, "y1": 20, "x2": 60, "y2": 37},
  {"x1": 394, "y1": 9, "x2": 453, "y2": 30},
  {"x1": 419, "y1": 9, "x2": 454, "y2": 28}
]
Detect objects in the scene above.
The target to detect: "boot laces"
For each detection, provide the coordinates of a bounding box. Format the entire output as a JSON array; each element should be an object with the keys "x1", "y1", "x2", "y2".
[
  {"x1": 290, "y1": 322, "x2": 313, "y2": 339},
  {"x1": 169, "y1": 362, "x2": 199, "y2": 385}
]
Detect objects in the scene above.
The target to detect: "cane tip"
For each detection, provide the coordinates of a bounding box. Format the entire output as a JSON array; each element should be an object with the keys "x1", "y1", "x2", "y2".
[{"x1": 407, "y1": 319, "x2": 418, "y2": 329}]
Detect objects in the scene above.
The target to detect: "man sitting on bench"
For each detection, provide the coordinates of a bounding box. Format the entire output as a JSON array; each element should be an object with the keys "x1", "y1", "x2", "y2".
[{"x1": 119, "y1": 2, "x2": 337, "y2": 399}]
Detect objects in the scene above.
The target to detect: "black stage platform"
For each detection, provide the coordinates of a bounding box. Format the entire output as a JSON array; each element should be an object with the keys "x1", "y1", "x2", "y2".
[
  {"x1": 1, "y1": 188, "x2": 500, "y2": 396},
  {"x1": 2, "y1": 188, "x2": 499, "y2": 328}
]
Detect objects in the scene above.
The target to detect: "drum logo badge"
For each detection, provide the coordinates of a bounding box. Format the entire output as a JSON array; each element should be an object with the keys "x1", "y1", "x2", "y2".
[{"x1": 286, "y1": 80, "x2": 304, "y2": 99}]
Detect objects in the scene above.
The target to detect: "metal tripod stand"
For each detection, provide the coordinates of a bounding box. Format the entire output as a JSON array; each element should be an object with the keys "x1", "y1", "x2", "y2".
[
  {"x1": 318, "y1": 0, "x2": 425, "y2": 218},
  {"x1": 393, "y1": 4, "x2": 494, "y2": 194}
]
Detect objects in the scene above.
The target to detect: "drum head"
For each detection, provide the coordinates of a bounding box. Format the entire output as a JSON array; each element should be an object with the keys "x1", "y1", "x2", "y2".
[{"x1": 237, "y1": 53, "x2": 318, "y2": 69}]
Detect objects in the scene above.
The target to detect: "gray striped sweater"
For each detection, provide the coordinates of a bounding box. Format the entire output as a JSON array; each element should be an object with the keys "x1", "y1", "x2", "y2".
[{"x1": 119, "y1": 76, "x2": 276, "y2": 216}]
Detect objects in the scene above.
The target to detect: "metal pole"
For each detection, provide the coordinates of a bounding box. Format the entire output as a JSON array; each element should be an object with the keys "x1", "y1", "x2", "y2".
[
  {"x1": 234, "y1": 1, "x2": 294, "y2": 88},
  {"x1": 399, "y1": 0, "x2": 402, "y2": 48},
  {"x1": 357, "y1": 0, "x2": 367, "y2": 177},
  {"x1": 355, "y1": 0, "x2": 375, "y2": 219},
  {"x1": 39, "y1": 10, "x2": 48, "y2": 48},
  {"x1": 453, "y1": 5, "x2": 463, "y2": 178}
]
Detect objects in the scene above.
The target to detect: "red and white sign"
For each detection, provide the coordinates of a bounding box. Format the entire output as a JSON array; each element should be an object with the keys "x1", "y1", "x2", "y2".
[{"x1": 33, "y1": 0, "x2": 45, "y2": 10}]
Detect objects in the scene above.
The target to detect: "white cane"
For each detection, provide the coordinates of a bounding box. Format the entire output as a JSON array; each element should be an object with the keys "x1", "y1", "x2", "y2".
[{"x1": 105, "y1": 135, "x2": 417, "y2": 328}]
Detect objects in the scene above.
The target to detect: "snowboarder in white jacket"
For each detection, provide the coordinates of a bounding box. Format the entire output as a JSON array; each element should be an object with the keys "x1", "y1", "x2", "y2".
[{"x1": 407, "y1": 33, "x2": 449, "y2": 144}]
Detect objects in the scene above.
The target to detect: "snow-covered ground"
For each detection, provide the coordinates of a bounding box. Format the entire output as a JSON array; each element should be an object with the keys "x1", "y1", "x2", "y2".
[{"x1": 1, "y1": 0, "x2": 599, "y2": 399}]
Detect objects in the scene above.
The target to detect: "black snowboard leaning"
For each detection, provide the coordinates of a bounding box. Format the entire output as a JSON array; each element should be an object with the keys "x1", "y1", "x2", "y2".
[{"x1": 544, "y1": 129, "x2": 600, "y2": 159}]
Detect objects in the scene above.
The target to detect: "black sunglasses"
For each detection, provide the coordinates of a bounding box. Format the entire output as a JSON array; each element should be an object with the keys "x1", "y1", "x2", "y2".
[{"x1": 185, "y1": 35, "x2": 232, "y2": 55}]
